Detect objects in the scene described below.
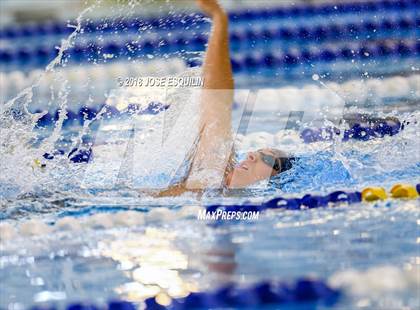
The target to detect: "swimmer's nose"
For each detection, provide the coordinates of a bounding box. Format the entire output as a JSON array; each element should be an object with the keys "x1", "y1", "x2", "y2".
[{"x1": 247, "y1": 152, "x2": 257, "y2": 162}]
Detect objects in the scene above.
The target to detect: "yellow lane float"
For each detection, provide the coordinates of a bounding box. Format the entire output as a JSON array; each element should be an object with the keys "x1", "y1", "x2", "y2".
[
  {"x1": 361, "y1": 187, "x2": 388, "y2": 201},
  {"x1": 390, "y1": 184, "x2": 419, "y2": 199}
]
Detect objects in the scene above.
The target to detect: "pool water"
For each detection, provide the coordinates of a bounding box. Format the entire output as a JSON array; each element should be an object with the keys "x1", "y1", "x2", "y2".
[
  {"x1": 0, "y1": 195, "x2": 419, "y2": 309},
  {"x1": 1, "y1": 0, "x2": 420, "y2": 309},
  {"x1": 1, "y1": 103, "x2": 419, "y2": 309}
]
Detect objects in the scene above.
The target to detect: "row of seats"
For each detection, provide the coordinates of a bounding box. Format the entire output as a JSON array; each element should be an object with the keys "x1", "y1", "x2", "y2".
[
  {"x1": 2, "y1": 59, "x2": 417, "y2": 97},
  {"x1": 1, "y1": 36, "x2": 417, "y2": 72},
  {"x1": 228, "y1": 17, "x2": 419, "y2": 44},
  {"x1": 228, "y1": 0, "x2": 419, "y2": 21},
  {"x1": 0, "y1": 58, "x2": 187, "y2": 101},
  {"x1": 5, "y1": 73, "x2": 415, "y2": 128},
  {"x1": 1, "y1": 0, "x2": 417, "y2": 39},
  {"x1": 1, "y1": 14, "x2": 418, "y2": 67},
  {"x1": 2, "y1": 66, "x2": 416, "y2": 118},
  {"x1": 227, "y1": 40, "x2": 418, "y2": 72},
  {"x1": 236, "y1": 74, "x2": 420, "y2": 111}
]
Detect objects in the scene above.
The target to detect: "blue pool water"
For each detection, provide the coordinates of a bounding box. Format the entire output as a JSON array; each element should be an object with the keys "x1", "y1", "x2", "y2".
[
  {"x1": 1, "y1": 104, "x2": 418, "y2": 309},
  {"x1": 1, "y1": 0, "x2": 419, "y2": 309}
]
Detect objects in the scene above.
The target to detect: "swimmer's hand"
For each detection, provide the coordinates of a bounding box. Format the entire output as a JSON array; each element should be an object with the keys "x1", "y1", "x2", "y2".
[{"x1": 196, "y1": 0, "x2": 226, "y2": 18}]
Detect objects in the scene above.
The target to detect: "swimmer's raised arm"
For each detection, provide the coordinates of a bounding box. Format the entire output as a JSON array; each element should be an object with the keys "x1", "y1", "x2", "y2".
[
  {"x1": 197, "y1": 0, "x2": 234, "y2": 91},
  {"x1": 184, "y1": 0, "x2": 235, "y2": 189},
  {"x1": 196, "y1": 0, "x2": 234, "y2": 131}
]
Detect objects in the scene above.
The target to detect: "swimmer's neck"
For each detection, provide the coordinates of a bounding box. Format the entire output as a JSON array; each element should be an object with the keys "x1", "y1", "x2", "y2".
[
  {"x1": 154, "y1": 184, "x2": 203, "y2": 198},
  {"x1": 153, "y1": 175, "x2": 231, "y2": 198}
]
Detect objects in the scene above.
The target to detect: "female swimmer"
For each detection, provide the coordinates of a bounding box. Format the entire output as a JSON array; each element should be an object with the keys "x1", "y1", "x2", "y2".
[{"x1": 157, "y1": 0, "x2": 295, "y2": 196}]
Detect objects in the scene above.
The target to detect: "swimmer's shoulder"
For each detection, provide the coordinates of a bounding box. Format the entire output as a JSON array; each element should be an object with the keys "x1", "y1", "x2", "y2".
[{"x1": 154, "y1": 183, "x2": 203, "y2": 197}]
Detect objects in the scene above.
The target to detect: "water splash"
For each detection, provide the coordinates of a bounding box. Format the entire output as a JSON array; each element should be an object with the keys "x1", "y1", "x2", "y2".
[{"x1": 0, "y1": 3, "x2": 98, "y2": 199}]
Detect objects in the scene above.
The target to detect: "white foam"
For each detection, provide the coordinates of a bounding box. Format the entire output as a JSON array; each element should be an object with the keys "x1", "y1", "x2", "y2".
[
  {"x1": 273, "y1": 130, "x2": 301, "y2": 146},
  {"x1": 7, "y1": 206, "x2": 205, "y2": 239},
  {"x1": 113, "y1": 211, "x2": 146, "y2": 226},
  {"x1": 0, "y1": 222, "x2": 17, "y2": 241},
  {"x1": 28, "y1": 69, "x2": 44, "y2": 84},
  {"x1": 408, "y1": 75, "x2": 420, "y2": 94},
  {"x1": 147, "y1": 207, "x2": 178, "y2": 222},
  {"x1": 235, "y1": 129, "x2": 303, "y2": 152},
  {"x1": 366, "y1": 78, "x2": 385, "y2": 98},
  {"x1": 55, "y1": 217, "x2": 83, "y2": 231},
  {"x1": 244, "y1": 132, "x2": 275, "y2": 148},
  {"x1": 382, "y1": 76, "x2": 411, "y2": 98},
  {"x1": 177, "y1": 205, "x2": 205, "y2": 218},
  {"x1": 84, "y1": 213, "x2": 115, "y2": 229},
  {"x1": 108, "y1": 62, "x2": 129, "y2": 78},
  {"x1": 0, "y1": 72, "x2": 8, "y2": 101},
  {"x1": 329, "y1": 265, "x2": 419, "y2": 296},
  {"x1": 341, "y1": 79, "x2": 368, "y2": 103},
  {"x1": 19, "y1": 219, "x2": 52, "y2": 236},
  {"x1": 8, "y1": 71, "x2": 27, "y2": 96}
]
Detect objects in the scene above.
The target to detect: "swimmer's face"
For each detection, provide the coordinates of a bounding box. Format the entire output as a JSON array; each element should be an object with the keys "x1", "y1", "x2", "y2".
[{"x1": 226, "y1": 148, "x2": 281, "y2": 189}]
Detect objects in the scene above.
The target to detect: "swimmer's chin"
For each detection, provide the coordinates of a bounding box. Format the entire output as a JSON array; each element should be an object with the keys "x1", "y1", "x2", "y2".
[{"x1": 224, "y1": 170, "x2": 252, "y2": 189}]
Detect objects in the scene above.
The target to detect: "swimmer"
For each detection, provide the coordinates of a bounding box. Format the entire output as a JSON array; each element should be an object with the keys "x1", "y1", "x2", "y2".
[
  {"x1": 157, "y1": 0, "x2": 295, "y2": 196},
  {"x1": 33, "y1": 0, "x2": 296, "y2": 195}
]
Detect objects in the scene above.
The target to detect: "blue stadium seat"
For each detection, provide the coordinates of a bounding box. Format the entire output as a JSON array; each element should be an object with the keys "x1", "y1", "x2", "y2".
[
  {"x1": 0, "y1": 49, "x2": 14, "y2": 63},
  {"x1": 21, "y1": 24, "x2": 37, "y2": 37},
  {"x1": 319, "y1": 48, "x2": 337, "y2": 62},
  {"x1": 17, "y1": 48, "x2": 32, "y2": 64}
]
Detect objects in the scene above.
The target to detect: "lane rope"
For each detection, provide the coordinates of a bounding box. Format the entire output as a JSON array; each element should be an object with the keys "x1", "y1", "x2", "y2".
[
  {"x1": 28, "y1": 277, "x2": 340, "y2": 310},
  {"x1": 206, "y1": 183, "x2": 420, "y2": 214}
]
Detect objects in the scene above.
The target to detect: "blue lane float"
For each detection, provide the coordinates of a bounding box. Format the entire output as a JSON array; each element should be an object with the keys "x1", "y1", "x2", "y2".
[
  {"x1": 31, "y1": 300, "x2": 136, "y2": 310},
  {"x1": 300, "y1": 117, "x2": 402, "y2": 143},
  {"x1": 206, "y1": 189, "x2": 362, "y2": 214},
  {"x1": 42, "y1": 147, "x2": 92, "y2": 164},
  {"x1": 206, "y1": 183, "x2": 419, "y2": 215},
  {"x1": 28, "y1": 278, "x2": 340, "y2": 310},
  {"x1": 144, "y1": 278, "x2": 340, "y2": 309},
  {"x1": 2, "y1": 0, "x2": 418, "y2": 40},
  {"x1": 34, "y1": 102, "x2": 169, "y2": 128}
]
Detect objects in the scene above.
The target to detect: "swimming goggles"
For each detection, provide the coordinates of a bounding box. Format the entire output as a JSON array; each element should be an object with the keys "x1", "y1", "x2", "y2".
[{"x1": 257, "y1": 151, "x2": 296, "y2": 173}]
